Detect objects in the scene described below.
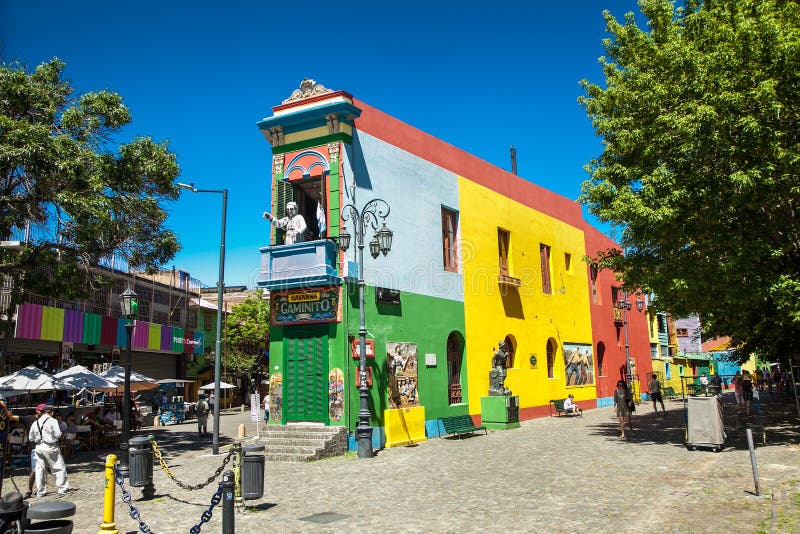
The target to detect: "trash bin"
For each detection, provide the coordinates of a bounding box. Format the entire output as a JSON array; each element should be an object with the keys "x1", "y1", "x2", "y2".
[
  {"x1": 241, "y1": 443, "x2": 265, "y2": 500},
  {"x1": 129, "y1": 436, "x2": 154, "y2": 487},
  {"x1": 23, "y1": 519, "x2": 73, "y2": 534}
]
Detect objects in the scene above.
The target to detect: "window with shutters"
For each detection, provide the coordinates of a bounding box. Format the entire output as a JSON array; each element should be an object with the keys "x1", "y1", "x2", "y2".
[
  {"x1": 441, "y1": 208, "x2": 459, "y2": 272},
  {"x1": 540, "y1": 244, "x2": 552, "y2": 294},
  {"x1": 498, "y1": 229, "x2": 510, "y2": 276}
]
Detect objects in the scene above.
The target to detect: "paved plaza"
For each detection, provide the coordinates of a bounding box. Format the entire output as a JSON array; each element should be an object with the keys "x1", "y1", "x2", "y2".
[{"x1": 5, "y1": 395, "x2": 799, "y2": 533}]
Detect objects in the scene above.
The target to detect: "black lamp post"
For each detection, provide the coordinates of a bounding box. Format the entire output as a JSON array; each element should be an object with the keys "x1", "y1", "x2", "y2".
[
  {"x1": 340, "y1": 199, "x2": 393, "y2": 459},
  {"x1": 118, "y1": 286, "x2": 138, "y2": 477},
  {"x1": 618, "y1": 291, "x2": 645, "y2": 384}
]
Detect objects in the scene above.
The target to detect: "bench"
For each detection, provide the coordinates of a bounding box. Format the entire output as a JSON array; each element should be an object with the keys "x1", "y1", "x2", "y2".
[
  {"x1": 550, "y1": 399, "x2": 567, "y2": 417},
  {"x1": 440, "y1": 415, "x2": 487, "y2": 439},
  {"x1": 662, "y1": 387, "x2": 677, "y2": 400}
]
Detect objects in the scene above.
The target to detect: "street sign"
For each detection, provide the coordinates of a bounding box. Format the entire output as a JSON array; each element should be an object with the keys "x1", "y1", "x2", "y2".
[{"x1": 250, "y1": 393, "x2": 260, "y2": 422}]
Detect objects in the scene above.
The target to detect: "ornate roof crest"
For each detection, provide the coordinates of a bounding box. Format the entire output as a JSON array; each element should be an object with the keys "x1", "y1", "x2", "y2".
[{"x1": 282, "y1": 78, "x2": 334, "y2": 104}]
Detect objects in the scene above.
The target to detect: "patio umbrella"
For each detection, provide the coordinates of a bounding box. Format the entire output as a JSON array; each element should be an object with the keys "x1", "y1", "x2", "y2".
[
  {"x1": 99, "y1": 366, "x2": 159, "y2": 391},
  {"x1": 0, "y1": 365, "x2": 71, "y2": 392},
  {"x1": 55, "y1": 365, "x2": 118, "y2": 391},
  {"x1": 199, "y1": 381, "x2": 236, "y2": 390}
]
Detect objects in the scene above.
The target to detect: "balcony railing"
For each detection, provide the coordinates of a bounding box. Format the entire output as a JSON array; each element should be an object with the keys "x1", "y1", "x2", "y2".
[{"x1": 257, "y1": 239, "x2": 341, "y2": 291}]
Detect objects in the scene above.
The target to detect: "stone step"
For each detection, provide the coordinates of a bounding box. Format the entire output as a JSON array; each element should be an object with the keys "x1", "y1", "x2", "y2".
[
  {"x1": 262, "y1": 444, "x2": 321, "y2": 455},
  {"x1": 263, "y1": 451, "x2": 314, "y2": 463},
  {"x1": 263, "y1": 437, "x2": 329, "y2": 447},
  {"x1": 257, "y1": 424, "x2": 348, "y2": 462},
  {"x1": 259, "y1": 430, "x2": 340, "y2": 441}
]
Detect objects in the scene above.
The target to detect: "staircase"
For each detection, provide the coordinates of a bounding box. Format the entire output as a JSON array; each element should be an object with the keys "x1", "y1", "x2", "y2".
[{"x1": 258, "y1": 424, "x2": 348, "y2": 462}]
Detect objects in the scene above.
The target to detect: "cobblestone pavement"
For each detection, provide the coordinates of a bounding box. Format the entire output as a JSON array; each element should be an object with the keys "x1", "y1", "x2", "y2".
[{"x1": 5, "y1": 395, "x2": 799, "y2": 533}]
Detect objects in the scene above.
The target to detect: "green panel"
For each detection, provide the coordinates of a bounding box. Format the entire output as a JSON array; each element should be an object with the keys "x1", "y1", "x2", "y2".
[
  {"x1": 344, "y1": 284, "x2": 467, "y2": 429},
  {"x1": 272, "y1": 179, "x2": 296, "y2": 244},
  {"x1": 82, "y1": 313, "x2": 102, "y2": 344},
  {"x1": 271, "y1": 132, "x2": 352, "y2": 155},
  {"x1": 284, "y1": 326, "x2": 327, "y2": 422},
  {"x1": 172, "y1": 327, "x2": 184, "y2": 352}
]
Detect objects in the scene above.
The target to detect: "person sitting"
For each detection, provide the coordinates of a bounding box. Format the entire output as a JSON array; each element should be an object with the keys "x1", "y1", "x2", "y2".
[
  {"x1": 563, "y1": 393, "x2": 582, "y2": 416},
  {"x1": 82, "y1": 408, "x2": 108, "y2": 430},
  {"x1": 102, "y1": 407, "x2": 120, "y2": 426}
]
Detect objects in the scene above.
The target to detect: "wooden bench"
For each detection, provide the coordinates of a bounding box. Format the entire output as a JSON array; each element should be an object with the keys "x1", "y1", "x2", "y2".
[
  {"x1": 440, "y1": 415, "x2": 487, "y2": 439},
  {"x1": 550, "y1": 398, "x2": 568, "y2": 417}
]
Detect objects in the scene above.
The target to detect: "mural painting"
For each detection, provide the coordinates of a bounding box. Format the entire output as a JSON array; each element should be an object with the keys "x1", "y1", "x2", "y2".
[
  {"x1": 564, "y1": 343, "x2": 594, "y2": 386},
  {"x1": 328, "y1": 368, "x2": 344, "y2": 421},
  {"x1": 386, "y1": 342, "x2": 419, "y2": 408},
  {"x1": 269, "y1": 373, "x2": 283, "y2": 422}
]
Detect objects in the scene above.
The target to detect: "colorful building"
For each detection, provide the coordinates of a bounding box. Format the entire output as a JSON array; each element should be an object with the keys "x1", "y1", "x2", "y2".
[{"x1": 256, "y1": 80, "x2": 652, "y2": 451}]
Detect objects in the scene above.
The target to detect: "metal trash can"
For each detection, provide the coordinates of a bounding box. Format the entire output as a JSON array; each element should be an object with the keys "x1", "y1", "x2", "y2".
[
  {"x1": 241, "y1": 443, "x2": 265, "y2": 500},
  {"x1": 128, "y1": 436, "x2": 154, "y2": 487}
]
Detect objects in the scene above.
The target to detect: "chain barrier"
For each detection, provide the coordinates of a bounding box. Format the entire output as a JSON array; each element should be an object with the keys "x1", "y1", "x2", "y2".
[
  {"x1": 113, "y1": 465, "x2": 154, "y2": 534},
  {"x1": 151, "y1": 439, "x2": 233, "y2": 491},
  {"x1": 189, "y1": 483, "x2": 223, "y2": 534}
]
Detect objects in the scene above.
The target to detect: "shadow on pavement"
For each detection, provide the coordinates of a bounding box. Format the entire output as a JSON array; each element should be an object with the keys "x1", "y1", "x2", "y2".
[{"x1": 586, "y1": 392, "x2": 799, "y2": 452}]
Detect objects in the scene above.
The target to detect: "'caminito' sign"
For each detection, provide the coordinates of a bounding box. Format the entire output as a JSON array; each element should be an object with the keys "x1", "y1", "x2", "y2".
[{"x1": 271, "y1": 287, "x2": 340, "y2": 326}]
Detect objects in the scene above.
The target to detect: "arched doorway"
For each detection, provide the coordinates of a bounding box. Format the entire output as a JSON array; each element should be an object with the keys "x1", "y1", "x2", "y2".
[
  {"x1": 546, "y1": 338, "x2": 557, "y2": 379},
  {"x1": 596, "y1": 342, "x2": 606, "y2": 377},
  {"x1": 446, "y1": 332, "x2": 464, "y2": 405},
  {"x1": 503, "y1": 334, "x2": 517, "y2": 368}
]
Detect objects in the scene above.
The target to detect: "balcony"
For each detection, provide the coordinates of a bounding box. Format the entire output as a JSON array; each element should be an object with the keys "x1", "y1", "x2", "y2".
[{"x1": 257, "y1": 239, "x2": 341, "y2": 291}]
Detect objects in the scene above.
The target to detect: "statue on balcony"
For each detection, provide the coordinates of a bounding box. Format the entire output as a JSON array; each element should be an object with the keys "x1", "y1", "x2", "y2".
[
  {"x1": 263, "y1": 201, "x2": 307, "y2": 244},
  {"x1": 489, "y1": 341, "x2": 512, "y2": 396}
]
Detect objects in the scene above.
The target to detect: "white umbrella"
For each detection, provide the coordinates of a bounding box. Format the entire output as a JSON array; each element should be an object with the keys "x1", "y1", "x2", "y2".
[
  {"x1": 0, "y1": 365, "x2": 71, "y2": 392},
  {"x1": 199, "y1": 381, "x2": 236, "y2": 390},
  {"x1": 55, "y1": 365, "x2": 118, "y2": 390},
  {"x1": 99, "y1": 366, "x2": 159, "y2": 391}
]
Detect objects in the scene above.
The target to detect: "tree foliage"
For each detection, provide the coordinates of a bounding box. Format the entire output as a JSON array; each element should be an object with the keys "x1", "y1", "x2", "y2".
[
  {"x1": 224, "y1": 293, "x2": 270, "y2": 377},
  {"x1": 0, "y1": 59, "x2": 181, "y2": 320},
  {"x1": 579, "y1": 0, "x2": 800, "y2": 361}
]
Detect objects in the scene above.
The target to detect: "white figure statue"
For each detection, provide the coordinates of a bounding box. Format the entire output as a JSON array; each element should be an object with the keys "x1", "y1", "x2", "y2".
[{"x1": 263, "y1": 201, "x2": 307, "y2": 244}]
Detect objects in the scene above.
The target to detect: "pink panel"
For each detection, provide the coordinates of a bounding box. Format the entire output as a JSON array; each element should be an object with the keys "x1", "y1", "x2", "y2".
[{"x1": 14, "y1": 303, "x2": 43, "y2": 340}]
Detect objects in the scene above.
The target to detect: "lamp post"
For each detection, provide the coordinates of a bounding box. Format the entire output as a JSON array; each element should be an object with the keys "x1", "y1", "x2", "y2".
[
  {"x1": 118, "y1": 286, "x2": 138, "y2": 477},
  {"x1": 339, "y1": 198, "x2": 393, "y2": 459},
  {"x1": 177, "y1": 182, "x2": 227, "y2": 455},
  {"x1": 618, "y1": 291, "x2": 644, "y2": 384}
]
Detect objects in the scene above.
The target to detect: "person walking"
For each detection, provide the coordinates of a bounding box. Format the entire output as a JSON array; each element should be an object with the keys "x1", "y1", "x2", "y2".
[
  {"x1": 741, "y1": 370, "x2": 754, "y2": 415},
  {"x1": 28, "y1": 404, "x2": 70, "y2": 496},
  {"x1": 613, "y1": 380, "x2": 634, "y2": 439},
  {"x1": 196, "y1": 394, "x2": 210, "y2": 437},
  {"x1": 647, "y1": 373, "x2": 667, "y2": 415}
]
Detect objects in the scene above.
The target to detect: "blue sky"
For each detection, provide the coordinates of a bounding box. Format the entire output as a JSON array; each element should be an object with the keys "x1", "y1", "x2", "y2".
[{"x1": 1, "y1": 0, "x2": 641, "y2": 288}]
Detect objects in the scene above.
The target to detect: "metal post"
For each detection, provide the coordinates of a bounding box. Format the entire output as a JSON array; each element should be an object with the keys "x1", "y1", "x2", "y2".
[
  {"x1": 213, "y1": 189, "x2": 227, "y2": 456},
  {"x1": 340, "y1": 198, "x2": 391, "y2": 459},
  {"x1": 622, "y1": 292, "x2": 631, "y2": 384},
  {"x1": 746, "y1": 428, "x2": 760, "y2": 495},
  {"x1": 98, "y1": 454, "x2": 118, "y2": 534},
  {"x1": 177, "y1": 183, "x2": 226, "y2": 456},
  {"x1": 356, "y1": 234, "x2": 372, "y2": 458},
  {"x1": 221, "y1": 470, "x2": 235, "y2": 534},
  {"x1": 119, "y1": 321, "x2": 134, "y2": 477}
]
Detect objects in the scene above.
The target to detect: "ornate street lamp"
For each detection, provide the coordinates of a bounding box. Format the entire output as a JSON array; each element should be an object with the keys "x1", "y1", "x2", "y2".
[
  {"x1": 177, "y1": 182, "x2": 227, "y2": 455},
  {"x1": 340, "y1": 198, "x2": 392, "y2": 459},
  {"x1": 619, "y1": 290, "x2": 644, "y2": 384},
  {"x1": 118, "y1": 286, "x2": 138, "y2": 477}
]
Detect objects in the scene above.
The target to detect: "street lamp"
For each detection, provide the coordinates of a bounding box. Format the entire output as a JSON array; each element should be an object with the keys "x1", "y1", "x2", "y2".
[
  {"x1": 618, "y1": 290, "x2": 645, "y2": 384},
  {"x1": 177, "y1": 182, "x2": 227, "y2": 455},
  {"x1": 340, "y1": 198, "x2": 393, "y2": 459},
  {"x1": 118, "y1": 286, "x2": 138, "y2": 477}
]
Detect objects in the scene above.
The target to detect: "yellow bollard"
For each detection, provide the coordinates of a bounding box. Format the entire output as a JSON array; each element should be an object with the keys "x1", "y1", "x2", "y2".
[
  {"x1": 238, "y1": 423, "x2": 246, "y2": 438},
  {"x1": 98, "y1": 454, "x2": 119, "y2": 534}
]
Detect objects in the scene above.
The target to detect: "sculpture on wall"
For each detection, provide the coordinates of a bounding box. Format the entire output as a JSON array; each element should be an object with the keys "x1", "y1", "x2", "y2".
[{"x1": 489, "y1": 341, "x2": 512, "y2": 396}]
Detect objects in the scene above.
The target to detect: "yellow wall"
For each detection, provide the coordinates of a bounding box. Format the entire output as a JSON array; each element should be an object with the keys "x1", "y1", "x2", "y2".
[{"x1": 458, "y1": 177, "x2": 595, "y2": 414}]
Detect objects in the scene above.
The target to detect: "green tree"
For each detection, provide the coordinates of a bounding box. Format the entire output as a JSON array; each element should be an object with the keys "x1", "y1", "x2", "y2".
[
  {"x1": 579, "y1": 0, "x2": 800, "y2": 362},
  {"x1": 224, "y1": 293, "x2": 270, "y2": 378},
  {"x1": 1, "y1": 59, "x2": 181, "y2": 368}
]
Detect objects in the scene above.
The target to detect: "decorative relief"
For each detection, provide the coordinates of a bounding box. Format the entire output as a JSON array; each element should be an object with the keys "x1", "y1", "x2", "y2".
[
  {"x1": 282, "y1": 78, "x2": 334, "y2": 104},
  {"x1": 327, "y1": 142, "x2": 340, "y2": 162},
  {"x1": 269, "y1": 126, "x2": 284, "y2": 147},
  {"x1": 325, "y1": 113, "x2": 340, "y2": 134},
  {"x1": 272, "y1": 154, "x2": 285, "y2": 176}
]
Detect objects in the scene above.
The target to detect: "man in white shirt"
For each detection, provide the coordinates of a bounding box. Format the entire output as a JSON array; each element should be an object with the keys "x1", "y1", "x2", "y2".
[
  {"x1": 264, "y1": 201, "x2": 307, "y2": 244},
  {"x1": 563, "y1": 394, "x2": 582, "y2": 416},
  {"x1": 28, "y1": 404, "x2": 69, "y2": 496}
]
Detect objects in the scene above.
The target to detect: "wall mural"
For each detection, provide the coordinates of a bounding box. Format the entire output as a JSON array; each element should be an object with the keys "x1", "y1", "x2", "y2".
[
  {"x1": 563, "y1": 343, "x2": 594, "y2": 386},
  {"x1": 386, "y1": 342, "x2": 419, "y2": 408},
  {"x1": 269, "y1": 373, "x2": 283, "y2": 422},
  {"x1": 328, "y1": 368, "x2": 344, "y2": 422}
]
